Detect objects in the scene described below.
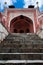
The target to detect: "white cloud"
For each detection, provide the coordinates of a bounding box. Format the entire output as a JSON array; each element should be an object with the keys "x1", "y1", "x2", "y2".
[
  {"x1": 0, "y1": 0, "x2": 17, "y2": 7},
  {"x1": 24, "y1": 0, "x2": 43, "y2": 8},
  {"x1": 0, "y1": 0, "x2": 13, "y2": 5},
  {"x1": 38, "y1": 0, "x2": 43, "y2": 7},
  {"x1": 0, "y1": 0, "x2": 17, "y2": 11}
]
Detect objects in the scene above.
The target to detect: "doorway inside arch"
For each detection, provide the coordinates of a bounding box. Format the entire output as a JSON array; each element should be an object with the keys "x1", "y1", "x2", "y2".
[{"x1": 10, "y1": 15, "x2": 34, "y2": 33}]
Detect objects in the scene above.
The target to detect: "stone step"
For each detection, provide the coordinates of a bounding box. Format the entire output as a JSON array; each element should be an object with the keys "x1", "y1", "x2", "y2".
[
  {"x1": 0, "y1": 53, "x2": 43, "y2": 60},
  {"x1": 2, "y1": 39, "x2": 43, "y2": 44},
  {"x1": 0, "y1": 48, "x2": 43, "y2": 53},
  {"x1": 0, "y1": 43, "x2": 43, "y2": 50},
  {"x1": 6, "y1": 33, "x2": 41, "y2": 40},
  {"x1": 0, "y1": 63, "x2": 42, "y2": 65}
]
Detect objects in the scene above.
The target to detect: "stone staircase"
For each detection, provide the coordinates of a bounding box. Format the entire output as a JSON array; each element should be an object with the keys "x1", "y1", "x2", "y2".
[{"x1": 0, "y1": 33, "x2": 43, "y2": 65}]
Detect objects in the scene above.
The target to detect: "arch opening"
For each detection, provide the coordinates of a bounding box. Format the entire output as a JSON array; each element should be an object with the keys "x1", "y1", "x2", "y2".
[
  {"x1": 14, "y1": 29, "x2": 17, "y2": 33},
  {"x1": 19, "y1": 30, "x2": 24, "y2": 33},
  {"x1": 10, "y1": 15, "x2": 34, "y2": 33},
  {"x1": 26, "y1": 28, "x2": 30, "y2": 33}
]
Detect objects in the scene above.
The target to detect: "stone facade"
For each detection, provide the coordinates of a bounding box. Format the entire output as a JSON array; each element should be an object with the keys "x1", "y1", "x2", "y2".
[{"x1": 0, "y1": 8, "x2": 43, "y2": 38}]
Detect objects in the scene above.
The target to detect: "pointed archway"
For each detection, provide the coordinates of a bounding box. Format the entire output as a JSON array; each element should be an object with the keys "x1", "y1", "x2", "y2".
[{"x1": 10, "y1": 15, "x2": 34, "y2": 33}]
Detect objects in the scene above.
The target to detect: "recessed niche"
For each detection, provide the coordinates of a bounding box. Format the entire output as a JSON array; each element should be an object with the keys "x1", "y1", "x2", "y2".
[
  {"x1": 14, "y1": 29, "x2": 17, "y2": 33},
  {"x1": 26, "y1": 28, "x2": 30, "y2": 33},
  {"x1": 19, "y1": 30, "x2": 24, "y2": 33}
]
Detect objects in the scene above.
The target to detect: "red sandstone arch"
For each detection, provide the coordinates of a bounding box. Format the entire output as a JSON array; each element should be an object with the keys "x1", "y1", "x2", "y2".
[{"x1": 10, "y1": 15, "x2": 34, "y2": 33}]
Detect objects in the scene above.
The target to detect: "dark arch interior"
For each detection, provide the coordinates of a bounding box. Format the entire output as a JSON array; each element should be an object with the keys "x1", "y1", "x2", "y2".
[
  {"x1": 19, "y1": 30, "x2": 24, "y2": 33},
  {"x1": 14, "y1": 29, "x2": 17, "y2": 33},
  {"x1": 10, "y1": 15, "x2": 34, "y2": 33},
  {"x1": 20, "y1": 15, "x2": 24, "y2": 19},
  {"x1": 26, "y1": 28, "x2": 30, "y2": 33}
]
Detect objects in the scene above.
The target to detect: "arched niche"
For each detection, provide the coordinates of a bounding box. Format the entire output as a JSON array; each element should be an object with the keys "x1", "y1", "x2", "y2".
[{"x1": 10, "y1": 15, "x2": 34, "y2": 33}]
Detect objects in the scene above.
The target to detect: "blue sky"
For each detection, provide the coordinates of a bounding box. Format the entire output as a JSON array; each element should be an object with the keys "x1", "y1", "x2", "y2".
[{"x1": 0, "y1": 0, "x2": 43, "y2": 12}]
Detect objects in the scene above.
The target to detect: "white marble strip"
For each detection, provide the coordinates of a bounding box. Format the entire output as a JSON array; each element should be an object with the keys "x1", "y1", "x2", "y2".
[
  {"x1": 0, "y1": 53, "x2": 43, "y2": 55},
  {"x1": 0, "y1": 60, "x2": 43, "y2": 63}
]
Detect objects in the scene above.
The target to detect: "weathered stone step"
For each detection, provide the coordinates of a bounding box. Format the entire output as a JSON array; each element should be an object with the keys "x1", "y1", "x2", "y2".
[
  {"x1": 0, "y1": 43, "x2": 43, "y2": 50},
  {"x1": 5, "y1": 33, "x2": 42, "y2": 40},
  {"x1": 2, "y1": 39, "x2": 43, "y2": 44},
  {"x1": 0, "y1": 48, "x2": 43, "y2": 53},
  {"x1": 0, "y1": 53, "x2": 43, "y2": 60},
  {"x1": 0, "y1": 63, "x2": 43, "y2": 65}
]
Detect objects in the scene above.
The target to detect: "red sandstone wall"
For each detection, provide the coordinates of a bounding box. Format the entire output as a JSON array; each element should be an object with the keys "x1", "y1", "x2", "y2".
[{"x1": 0, "y1": 8, "x2": 43, "y2": 33}]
